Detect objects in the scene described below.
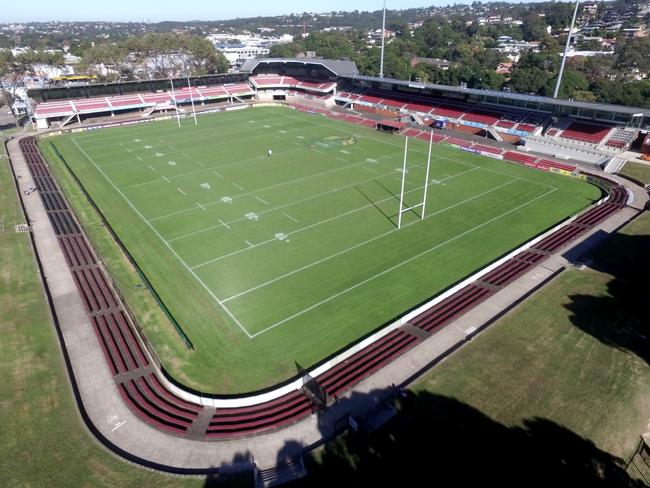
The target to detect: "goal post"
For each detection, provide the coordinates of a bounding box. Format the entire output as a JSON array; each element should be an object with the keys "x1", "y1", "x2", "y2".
[{"x1": 396, "y1": 132, "x2": 434, "y2": 229}]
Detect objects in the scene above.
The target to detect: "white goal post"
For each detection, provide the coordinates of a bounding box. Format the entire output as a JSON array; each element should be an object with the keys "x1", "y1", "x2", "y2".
[{"x1": 397, "y1": 131, "x2": 434, "y2": 229}]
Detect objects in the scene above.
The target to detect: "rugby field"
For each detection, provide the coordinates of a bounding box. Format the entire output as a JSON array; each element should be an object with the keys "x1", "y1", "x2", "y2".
[{"x1": 42, "y1": 106, "x2": 602, "y2": 392}]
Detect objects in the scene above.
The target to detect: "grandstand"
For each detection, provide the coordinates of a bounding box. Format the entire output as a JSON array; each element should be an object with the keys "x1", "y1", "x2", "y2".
[{"x1": 27, "y1": 58, "x2": 650, "y2": 172}]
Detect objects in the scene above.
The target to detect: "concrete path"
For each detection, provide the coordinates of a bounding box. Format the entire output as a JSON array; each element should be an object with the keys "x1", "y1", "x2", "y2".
[{"x1": 6, "y1": 134, "x2": 648, "y2": 475}]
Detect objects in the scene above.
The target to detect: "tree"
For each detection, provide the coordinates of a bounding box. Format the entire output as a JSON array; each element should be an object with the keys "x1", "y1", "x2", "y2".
[
  {"x1": 183, "y1": 36, "x2": 228, "y2": 75},
  {"x1": 614, "y1": 36, "x2": 650, "y2": 77},
  {"x1": 509, "y1": 66, "x2": 553, "y2": 95},
  {"x1": 469, "y1": 70, "x2": 506, "y2": 90},
  {"x1": 269, "y1": 43, "x2": 304, "y2": 58},
  {"x1": 81, "y1": 34, "x2": 229, "y2": 80},
  {"x1": 546, "y1": 68, "x2": 589, "y2": 98},
  {"x1": 80, "y1": 43, "x2": 129, "y2": 82},
  {"x1": 302, "y1": 32, "x2": 355, "y2": 59},
  {"x1": 0, "y1": 50, "x2": 63, "y2": 125},
  {"x1": 543, "y1": 3, "x2": 575, "y2": 30},
  {"x1": 522, "y1": 13, "x2": 549, "y2": 41}
]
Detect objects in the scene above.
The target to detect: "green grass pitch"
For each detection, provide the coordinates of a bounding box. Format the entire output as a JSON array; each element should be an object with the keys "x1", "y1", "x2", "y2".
[{"x1": 43, "y1": 106, "x2": 603, "y2": 393}]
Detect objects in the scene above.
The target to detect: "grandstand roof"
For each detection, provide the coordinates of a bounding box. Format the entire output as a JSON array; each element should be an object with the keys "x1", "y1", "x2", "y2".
[
  {"x1": 342, "y1": 75, "x2": 650, "y2": 119},
  {"x1": 240, "y1": 58, "x2": 359, "y2": 77}
]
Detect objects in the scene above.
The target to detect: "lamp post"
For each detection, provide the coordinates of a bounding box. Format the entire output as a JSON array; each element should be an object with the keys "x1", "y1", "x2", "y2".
[{"x1": 553, "y1": 0, "x2": 581, "y2": 99}]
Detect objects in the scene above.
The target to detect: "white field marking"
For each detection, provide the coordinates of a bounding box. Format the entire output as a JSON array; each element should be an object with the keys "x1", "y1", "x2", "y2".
[
  {"x1": 364, "y1": 166, "x2": 378, "y2": 173},
  {"x1": 70, "y1": 138, "x2": 252, "y2": 338},
  {"x1": 126, "y1": 147, "x2": 132, "y2": 153},
  {"x1": 168, "y1": 161, "x2": 176, "y2": 166},
  {"x1": 283, "y1": 212, "x2": 299, "y2": 223},
  {"x1": 221, "y1": 177, "x2": 521, "y2": 302},
  {"x1": 255, "y1": 196, "x2": 269, "y2": 205},
  {"x1": 136, "y1": 156, "x2": 143, "y2": 162},
  {"x1": 336, "y1": 157, "x2": 348, "y2": 163},
  {"x1": 245, "y1": 240, "x2": 253, "y2": 247},
  {"x1": 233, "y1": 183, "x2": 244, "y2": 191},
  {"x1": 85, "y1": 116, "x2": 318, "y2": 175},
  {"x1": 75, "y1": 112, "x2": 301, "y2": 162},
  {"x1": 120, "y1": 144, "x2": 307, "y2": 190},
  {"x1": 183, "y1": 153, "x2": 191, "y2": 159},
  {"x1": 167, "y1": 163, "x2": 473, "y2": 244},
  {"x1": 161, "y1": 176, "x2": 170, "y2": 183},
  {"x1": 218, "y1": 218, "x2": 231, "y2": 230},
  {"x1": 87, "y1": 117, "x2": 303, "y2": 169},
  {"x1": 296, "y1": 135, "x2": 305, "y2": 139},
  {"x1": 155, "y1": 152, "x2": 164, "y2": 157},
  {"x1": 248, "y1": 187, "x2": 559, "y2": 338},
  {"x1": 148, "y1": 151, "x2": 399, "y2": 222},
  {"x1": 147, "y1": 165, "x2": 156, "y2": 172},
  {"x1": 213, "y1": 171, "x2": 223, "y2": 178},
  {"x1": 195, "y1": 168, "x2": 502, "y2": 271},
  {"x1": 196, "y1": 161, "x2": 205, "y2": 167},
  {"x1": 196, "y1": 202, "x2": 206, "y2": 211},
  {"x1": 177, "y1": 187, "x2": 187, "y2": 195},
  {"x1": 80, "y1": 112, "x2": 290, "y2": 151},
  {"x1": 282, "y1": 109, "x2": 559, "y2": 191}
]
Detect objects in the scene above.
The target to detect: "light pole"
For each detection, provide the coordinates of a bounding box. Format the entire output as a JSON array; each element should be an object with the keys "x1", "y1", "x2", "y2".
[
  {"x1": 553, "y1": 0, "x2": 581, "y2": 99},
  {"x1": 379, "y1": 0, "x2": 387, "y2": 79}
]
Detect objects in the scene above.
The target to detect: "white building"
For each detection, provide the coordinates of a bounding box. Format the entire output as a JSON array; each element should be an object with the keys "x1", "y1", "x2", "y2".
[
  {"x1": 214, "y1": 44, "x2": 270, "y2": 71},
  {"x1": 207, "y1": 33, "x2": 293, "y2": 71}
]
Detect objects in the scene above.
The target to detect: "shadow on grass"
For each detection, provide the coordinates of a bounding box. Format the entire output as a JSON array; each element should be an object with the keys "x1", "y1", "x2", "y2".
[
  {"x1": 564, "y1": 226, "x2": 650, "y2": 365},
  {"x1": 286, "y1": 389, "x2": 642, "y2": 487}
]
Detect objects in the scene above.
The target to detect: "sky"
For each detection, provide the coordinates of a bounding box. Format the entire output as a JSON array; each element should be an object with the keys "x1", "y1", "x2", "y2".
[{"x1": 4, "y1": 0, "x2": 538, "y2": 23}]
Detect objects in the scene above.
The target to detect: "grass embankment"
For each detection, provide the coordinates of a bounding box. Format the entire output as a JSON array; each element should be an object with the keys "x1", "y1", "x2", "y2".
[{"x1": 621, "y1": 161, "x2": 650, "y2": 185}]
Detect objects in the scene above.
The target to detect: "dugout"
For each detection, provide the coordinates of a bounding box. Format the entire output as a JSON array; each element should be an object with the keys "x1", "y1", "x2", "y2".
[{"x1": 376, "y1": 119, "x2": 407, "y2": 133}]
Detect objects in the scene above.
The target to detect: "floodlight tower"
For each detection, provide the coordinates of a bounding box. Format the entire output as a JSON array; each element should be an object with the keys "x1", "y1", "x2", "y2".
[
  {"x1": 379, "y1": 0, "x2": 387, "y2": 79},
  {"x1": 553, "y1": 0, "x2": 581, "y2": 99}
]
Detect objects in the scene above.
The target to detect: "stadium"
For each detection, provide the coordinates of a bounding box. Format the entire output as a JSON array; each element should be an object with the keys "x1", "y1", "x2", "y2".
[{"x1": 7, "y1": 57, "x2": 650, "y2": 482}]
